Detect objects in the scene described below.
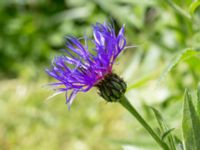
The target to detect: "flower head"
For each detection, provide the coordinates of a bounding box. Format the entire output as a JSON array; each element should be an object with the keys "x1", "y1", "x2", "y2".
[{"x1": 46, "y1": 22, "x2": 126, "y2": 108}]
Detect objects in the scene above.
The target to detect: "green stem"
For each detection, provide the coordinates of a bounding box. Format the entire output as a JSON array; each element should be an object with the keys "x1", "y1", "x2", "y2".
[{"x1": 119, "y1": 95, "x2": 169, "y2": 150}]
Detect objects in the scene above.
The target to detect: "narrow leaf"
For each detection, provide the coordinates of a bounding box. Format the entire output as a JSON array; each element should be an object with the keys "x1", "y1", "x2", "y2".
[
  {"x1": 127, "y1": 71, "x2": 159, "y2": 91},
  {"x1": 162, "y1": 128, "x2": 175, "y2": 141},
  {"x1": 158, "y1": 48, "x2": 199, "y2": 84},
  {"x1": 182, "y1": 90, "x2": 200, "y2": 150},
  {"x1": 174, "y1": 136, "x2": 184, "y2": 150},
  {"x1": 197, "y1": 84, "x2": 200, "y2": 118},
  {"x1": 151, "y1": 108, "x2": 176, "y2": 150},
  {"x1": 165, "y1": 0, "x2": 191, "y2": 19},
  {"x1": 189, "y1": 1, "x2": 200, "y2": 15}
]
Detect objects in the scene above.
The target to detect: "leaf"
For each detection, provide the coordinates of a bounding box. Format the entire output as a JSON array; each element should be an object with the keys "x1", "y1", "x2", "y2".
[
  {"x1": 127, "y1": 71, "x2": 159, "y2": 91},
  {"x1": 197, "y1": 83, "x2": 200, "y2": 118},
  {"x1": 165, "y1": 0, "x2": 191, "y2": 19},
  {"x1": 161, "y1": 128, "x2": 175, "y2": 140},
  {"x1": 151, "y1": 108, "x2": 176, "y2": 150},
  {"x1": 158, "y1": 48, "x2": 199, "y2": 84},
  {"x1": 174, "y1": 136, "x2": 184, "y2": 150},
  {"x1": 182, "y1": 90, "x2": 200, "y2": 150},
  {"x1": 189, "y1": 1, "x2": 200, "y2": 15}
]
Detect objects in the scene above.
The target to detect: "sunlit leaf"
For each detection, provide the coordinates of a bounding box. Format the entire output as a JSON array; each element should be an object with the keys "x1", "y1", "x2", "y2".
[
  {"x1": 164, "y1": 0, "x2": 191, "y2": 19},
  {"x1": 158, "y1": 48, "x2": 199, "y2": 84},
  {"x1": 189, "y1": 1, "x2": 200, "y2": 15},
  {"x1": 127, "y1": 71, "x2": 159, "y2": 91},
  {"x1": 197, "y1": 83, "x2": 200, "y2": 117},
  {"x1": 182, "y1": 90, "x2": 200, "y2": 150}
]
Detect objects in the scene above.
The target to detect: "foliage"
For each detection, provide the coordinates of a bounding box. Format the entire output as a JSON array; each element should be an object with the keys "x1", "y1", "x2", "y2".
[{"x1": 182, "y1": 90, "x2": 200, "y2": 150}]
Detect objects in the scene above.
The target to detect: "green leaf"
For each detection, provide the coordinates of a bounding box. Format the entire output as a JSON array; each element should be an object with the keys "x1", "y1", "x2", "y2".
[
  {"x1": 182, "y1": 90, "x2": 200, "y2": 150},
  {"x1": 197, "y1": 84, "x2": 200, "y2": 118},
  {"x1": 165, "y1": 0, "x2": 191, "y2": 20},
  {"x1": 151, "y1": 108, "x2": 176, "y2": 150},
  {"x1": 161, "y1": 128, "x2": 175, "y2": 141},
  {"x1": 158, "y1": 48, "x2": 199, "y2": 84},
  {"x1": 189, "y1": 1, "x2": 200, "y2": 15},
  {"x1": 174, "y1": 136, "x2": 184, "y2": 150},
  {"x1": 127, "y1": 71, "x2": 159, "y2": 91}
]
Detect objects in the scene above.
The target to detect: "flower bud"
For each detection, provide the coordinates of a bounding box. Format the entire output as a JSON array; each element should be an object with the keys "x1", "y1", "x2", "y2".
[{"x1": 96, "y1": 73, "x2": 127, "y2": 102}]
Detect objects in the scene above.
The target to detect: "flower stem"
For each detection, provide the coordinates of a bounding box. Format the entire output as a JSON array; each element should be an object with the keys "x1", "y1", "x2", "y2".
[{"x1": 119, "y1": 95, "x2": 169, "y2": 150}]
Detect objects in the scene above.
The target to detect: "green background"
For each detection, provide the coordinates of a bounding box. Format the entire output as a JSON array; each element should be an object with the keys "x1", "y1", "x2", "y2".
[{"x1": 0, "y1": 0, "x2": 200, "y2": 150}]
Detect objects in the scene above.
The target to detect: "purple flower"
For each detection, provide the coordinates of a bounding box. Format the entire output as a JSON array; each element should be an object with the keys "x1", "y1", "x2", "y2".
[{"x1": 46, "y1": 22, "x2": 126, "y2": 108}]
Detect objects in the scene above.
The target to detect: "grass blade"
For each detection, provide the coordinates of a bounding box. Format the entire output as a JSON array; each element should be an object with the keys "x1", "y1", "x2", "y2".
[
  {"x1": 151, "y1": 108, "x2": 176, "y2": 150},
  {"x1": 182, "y1": 90, "x2": 200, "y2": 150}
]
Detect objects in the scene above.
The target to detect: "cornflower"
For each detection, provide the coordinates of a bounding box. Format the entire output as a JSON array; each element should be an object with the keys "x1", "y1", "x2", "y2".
[
  {"x1": 45, "y1": 22, "x2": 170, "y2": 150},
  {"x1": 46, "y1": 22, "x2": 126, "y2": 107}
]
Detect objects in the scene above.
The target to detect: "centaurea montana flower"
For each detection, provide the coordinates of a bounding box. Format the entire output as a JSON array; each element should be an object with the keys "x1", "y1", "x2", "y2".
[{"x1": 46, "y1": 22, "x2": 127, "y2": 108}]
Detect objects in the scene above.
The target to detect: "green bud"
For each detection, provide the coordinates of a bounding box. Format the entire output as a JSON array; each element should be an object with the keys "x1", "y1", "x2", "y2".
[{"x1": 96, "y1": 73, "x2": 127, "y2": 102}]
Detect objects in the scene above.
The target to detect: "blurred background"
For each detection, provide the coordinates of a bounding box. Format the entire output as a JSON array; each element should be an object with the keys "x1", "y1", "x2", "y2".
[{"x1": 0, "y1": 0, "x2": 200, "y2": 150}]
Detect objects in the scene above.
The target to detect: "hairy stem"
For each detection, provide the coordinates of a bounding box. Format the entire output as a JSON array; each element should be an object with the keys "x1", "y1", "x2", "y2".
[{"x1": 119, "y1": 95, "x2": 169, "y2": 150}]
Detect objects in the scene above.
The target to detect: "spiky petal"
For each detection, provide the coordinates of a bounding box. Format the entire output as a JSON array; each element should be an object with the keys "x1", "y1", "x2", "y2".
[{"x1": 46, "y1": 22, "x2": 126, "y2": 108}]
